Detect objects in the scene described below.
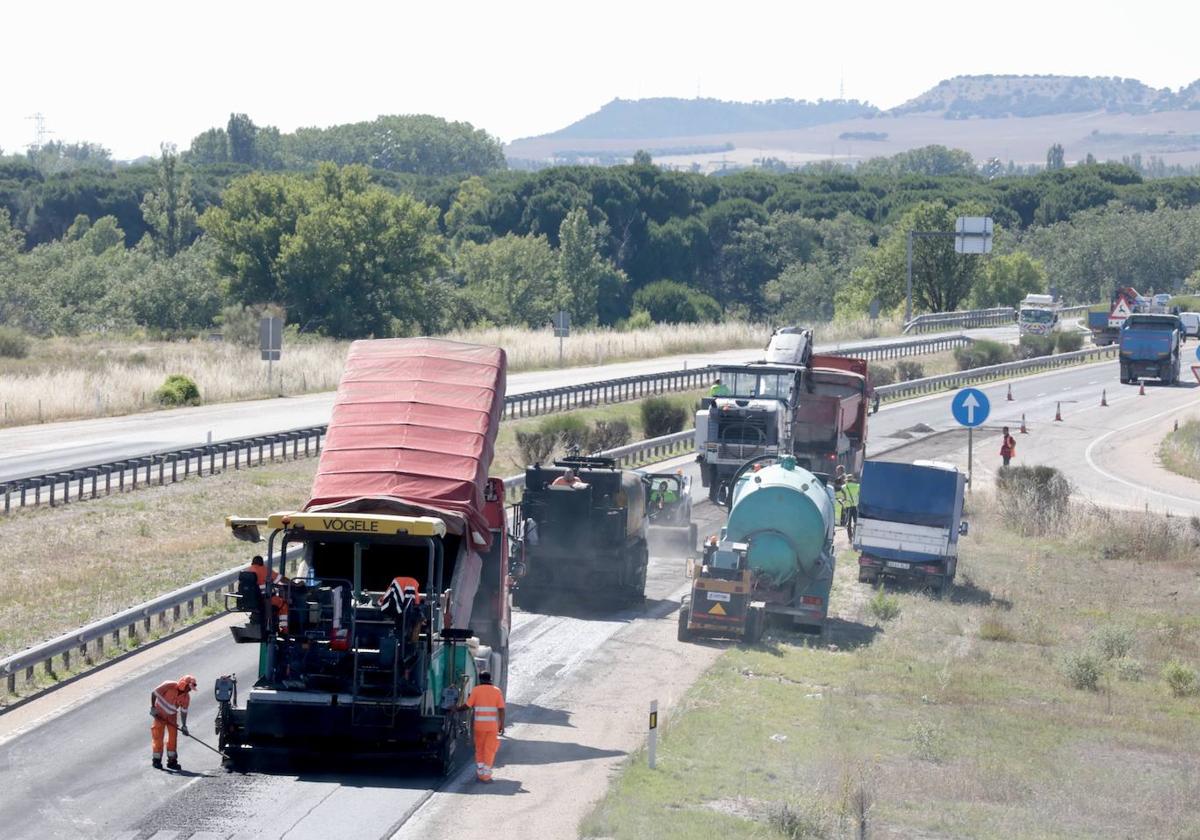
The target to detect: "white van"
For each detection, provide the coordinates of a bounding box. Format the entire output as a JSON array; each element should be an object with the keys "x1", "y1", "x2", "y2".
[{"x1": 1179, "y1": 311, "x2": 1200, "y2": 339}]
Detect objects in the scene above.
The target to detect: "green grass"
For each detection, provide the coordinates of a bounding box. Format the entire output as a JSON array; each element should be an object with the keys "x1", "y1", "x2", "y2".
[{"x1": 583, "y1": 493, "x2": 1200, "y2": 839}]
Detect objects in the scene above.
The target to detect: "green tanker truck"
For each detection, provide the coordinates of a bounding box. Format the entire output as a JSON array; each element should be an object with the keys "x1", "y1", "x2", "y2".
[{"x1": 679, "y1": 455, "x2": 836, "y2": 642}]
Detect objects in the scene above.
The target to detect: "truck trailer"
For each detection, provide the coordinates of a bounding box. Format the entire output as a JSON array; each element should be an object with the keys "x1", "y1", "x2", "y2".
[
  {"x1": 695, "y1": 327, "x2": 871, "y2": 501},
  {"x1": 854, "y1": 459, "x2": 968, "y2": 595},
  {"x1": 215, "y1": 338, "x2": 512, "y2": 773}
]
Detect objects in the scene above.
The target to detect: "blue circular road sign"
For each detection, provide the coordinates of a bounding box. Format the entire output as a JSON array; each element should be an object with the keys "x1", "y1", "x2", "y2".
[{"x1": 951, "y1": 387, "x2": 991, "y2": 428}]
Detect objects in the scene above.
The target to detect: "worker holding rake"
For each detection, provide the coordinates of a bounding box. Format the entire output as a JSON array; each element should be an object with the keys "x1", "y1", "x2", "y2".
[{"x1": 150, "y1": 674, "x2": 196, "y2": 770}]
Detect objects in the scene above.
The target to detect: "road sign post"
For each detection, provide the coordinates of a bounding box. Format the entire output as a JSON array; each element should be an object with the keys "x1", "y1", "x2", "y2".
[
  {"x1": 951, "y1": 387, "x2": 991, "y2": 490},
  {"x1": 260, "y1": 316, "x2": 283, "y2": 387},
  {"x1": 648, "y1": 699, "x2": 658, "y2": 769},
  {"x1": 905, "y1": 217, "x2": 993, "y2": 324},
  {"x1": 552, "y1": 311, "x2": 571, "y2": 367}
]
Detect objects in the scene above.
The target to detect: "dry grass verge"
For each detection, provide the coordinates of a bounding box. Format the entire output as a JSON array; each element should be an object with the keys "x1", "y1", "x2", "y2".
[
  {"x1": 0, "y1": 392, "x2": 703, "y2": 663},
  {"x1": 1160, "y1": 417, "x2": 1200, "y2": 482},
  {"x1": 0, "y1": 319, "x2": 900, "y2": 428},
  {"x1": 583, "y1": 485, "x2": 1200, "y2": 839}
]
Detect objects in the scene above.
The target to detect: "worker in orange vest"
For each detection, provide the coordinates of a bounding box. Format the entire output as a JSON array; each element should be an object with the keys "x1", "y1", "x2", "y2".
[
  {"x1": 150, "y1": 674, "x2": 197, "y2": 770},
  {"x1": 460, "y1": 671, "x2": 505, "y2": 782},
  {"x1": 248, "y1": 556, "x2": 289, "y2": 632},
  {"x1": 999, "y1": 426, "x2": 1016, "y2": 467}
]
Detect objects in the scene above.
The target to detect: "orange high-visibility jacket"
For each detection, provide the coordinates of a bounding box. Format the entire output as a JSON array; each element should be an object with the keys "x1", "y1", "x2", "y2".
[
  {"x1": 466, "y1": 684, "x2": 505, "y2": 732},
  {"x1": 152, "y1": 679, "x2": 191, "y2": 722}
]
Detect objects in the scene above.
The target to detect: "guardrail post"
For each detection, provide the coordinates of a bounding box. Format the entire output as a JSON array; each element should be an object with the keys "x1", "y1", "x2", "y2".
[
  {"x1": 6, "y1": 673, "x2": 14, "y2": 693},
  {"x1": 3, "y1": 486, "x2": 9, "y2": 515},
  {"x1": 171, "y1": 457, "x2": 178, "y2": 484}
]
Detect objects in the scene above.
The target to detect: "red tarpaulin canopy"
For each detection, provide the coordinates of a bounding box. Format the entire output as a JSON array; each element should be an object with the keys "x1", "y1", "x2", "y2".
[{"x1": 305, "y1": 338, "x2": 507, "y2": 547}]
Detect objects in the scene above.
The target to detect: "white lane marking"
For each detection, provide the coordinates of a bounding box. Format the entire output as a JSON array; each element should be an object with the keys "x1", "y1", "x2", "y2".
[
  {"x1": 1083, "y1": 402, "x2": 1200, "y2": 509},
  {"x1": 1036, "y1": 392, "x2": 1047, "y2": 397}
]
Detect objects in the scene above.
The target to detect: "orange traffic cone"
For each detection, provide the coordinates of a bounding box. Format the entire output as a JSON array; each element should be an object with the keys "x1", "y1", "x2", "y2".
[
  {"x1": 1020, "y1": 413, "x2": 1028, "y2": 434},
  {"x1": 1100, "y1": 389, "x2": 1108, "y2": 407},
  {"x1": 1138, "y1": 380, "x2": 1146, "y2": 396},
  {"x1": 1054, "y1": 402, "x2": 1063, "y2": 422},
  {"x1": 1006, "y1": 383, "x2": 1014, "y2": 401}
]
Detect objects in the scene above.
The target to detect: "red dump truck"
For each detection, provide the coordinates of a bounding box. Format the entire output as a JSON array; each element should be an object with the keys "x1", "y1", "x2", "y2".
[
  {"x1": 695, "y1": 327, "x2": 872, "y2": 499},
  {"x1": 217, "y1": 338, "x2": 513, "y2": 772}
]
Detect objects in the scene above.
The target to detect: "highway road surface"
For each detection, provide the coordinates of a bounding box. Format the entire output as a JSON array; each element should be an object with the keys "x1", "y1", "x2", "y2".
[
  {"x1": 870, "y1": 356, "x2": 1200, "y2": 517},
  {"x1": 0, "y1": 326, "x2": 1018, "y2": 483},
  {"x1": 0, "y1": 457, "x2": 722, "y2": 840}
]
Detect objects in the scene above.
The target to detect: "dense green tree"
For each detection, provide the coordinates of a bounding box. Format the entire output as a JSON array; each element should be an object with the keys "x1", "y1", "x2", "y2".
[
  {"x1": 227, "y1": 113, "x2": 259, "y2": 166},
  {"x1": 188, "y1": 128, "x2": 228, "y2": 164},
  {"x1": 139, "y1": 145, "x2": 197, "y2": 257},
  {"x1": 456, "y1": 233, "x2": 559, "y2": 328},
  {"x1": 632, "y1": 279, "x2": 721, "y2": 323},
  {"x1": 444, "y1": 176, "x2": 495, "y2": 244},
  {"x1": 557, "y1": 207, "x2": 609, "y2": 326},
  {"x1": 1046, "y1": 143, "x2": 1066, "y2": 171},
  {"x1": 859, "y1": 145, "x2": 976, "y2": 177},
  {"x1": 839, "y1": 201, "x2": 985, "y2": 315},
  {"x1": 968, "y1": 252, "x2": 1047, "y2": 307},
  {"x1": 201, "y1": 164, "x2": 443, "y2": 336}
]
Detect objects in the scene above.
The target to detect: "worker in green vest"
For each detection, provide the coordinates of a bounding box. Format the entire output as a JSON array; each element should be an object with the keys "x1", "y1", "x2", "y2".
[{"x1": 709, "y1": 378, "x2": 731, "y2": 397}]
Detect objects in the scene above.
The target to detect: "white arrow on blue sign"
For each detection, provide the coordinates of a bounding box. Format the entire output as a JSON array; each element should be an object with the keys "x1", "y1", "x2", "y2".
[{"x1": 951, "y1": 387, "x2": 990, "y2": 428}]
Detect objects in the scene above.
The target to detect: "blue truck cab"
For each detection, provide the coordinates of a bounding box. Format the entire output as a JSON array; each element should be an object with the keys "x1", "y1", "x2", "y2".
[
  {"x1": 1119, "y1": 313, "x2": 1184, "y2": 385},
  {"x1": 853, "y1": 460, "x2": 967, "y2": 595}
]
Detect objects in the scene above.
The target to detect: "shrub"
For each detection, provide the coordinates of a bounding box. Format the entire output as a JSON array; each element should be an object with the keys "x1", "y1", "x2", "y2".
[
  {"x1": 590, "y1": 419, "x2": 631, "y2": 452},
  {"x1": 153, "y1": 374, "x2": 201, "y2": 407},
  {"x1": 978, "y1": 615, "x2": 1017, "y2": 642},
  {"x1": 641, "y1": 397, "x2": 687, "y2": 438},
  {"x1": 868, "y1": 585, "x2": 901, "y2": 622},
  {"x1": 995, "y1": 464, "x2": 1072, "y2": 536},
  {"x1": 539, "y1": 414, "x2": 591, "y2": 453},
  {"x1": 1054, "y1": 330, "x2": 1084, "y2": 352},
  {"x1": 1062, "y1": 649, "x2": 1104, "y2": 691},
  {"x1": 619, "y1": 309, "x2": 653, "y2": 331},
  {"x1": 894, "y1": 360, "x2": 925, "y2": 381},
  {"x1": 1017, "y1": 334, "x2": 1055, "y2": 359},
  {"x1": 1162, "y1": 661, "x2": 1198, "y2": 697},
  {"x1": 954, "y1": 339, "x2": 1013, "y2": 370},
  {"x1": 867, "y1": 363, "x2": 895, "y2": 386},
  {"x1": 1114, "y1": 657, "x2": 1143, "y2": 682},
  {"x1": 0, "y1": 326, "x2": 30, "y2": 359},
  {"x1": 1091, "y1": 625, "x2": 1135, "y2": 661},
  {"x1": 515, "y1": 430, "x2": 555, "y2": 466},
  {"x1": 908, "y1": 719, "x2": 948, "y2": 763}
]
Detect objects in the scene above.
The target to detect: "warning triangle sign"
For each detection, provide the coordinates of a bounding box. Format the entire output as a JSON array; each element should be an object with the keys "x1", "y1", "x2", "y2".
[
  {"x1": 1109, "y1": 298, "x2": 1132, "y2": 326},
  {"x1": 708, "y1": 602, "x2": 727, "y2": 616}
]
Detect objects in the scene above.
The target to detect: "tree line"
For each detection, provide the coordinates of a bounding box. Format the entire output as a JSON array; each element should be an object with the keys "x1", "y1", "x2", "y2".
[{"x1": 4, "y1": 138, "x2": 1200, "y2": 340}]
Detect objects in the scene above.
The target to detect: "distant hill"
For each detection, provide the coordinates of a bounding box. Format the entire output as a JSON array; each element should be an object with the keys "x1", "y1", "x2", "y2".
[
  {"x1": 892, "y1": 74, "x2": 1200, "y2": 119},
  {"x1": 530, "y1": 97, "x2": 880, "y2": 141},
  {"x1": 505, "y1": 75, "x2": 1200, "y2": 170}
]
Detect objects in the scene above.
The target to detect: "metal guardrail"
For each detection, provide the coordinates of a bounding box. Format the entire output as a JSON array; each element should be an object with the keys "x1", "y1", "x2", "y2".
[
  {"x1": 0, "y1": 335, "x2": 967, "y2": 515},
  {"x1": 1, "y1": 565, "x2": 245, "y2": 695},
  {"x1": 0, "y1": 428, "x2": 696, "y2": 699},
  {"x1": 903, "y1": 307, "x2": 1015, "y2": 334},
  {"x1": 874, "y1": 344, "x2": 1118, "y2": 402}
]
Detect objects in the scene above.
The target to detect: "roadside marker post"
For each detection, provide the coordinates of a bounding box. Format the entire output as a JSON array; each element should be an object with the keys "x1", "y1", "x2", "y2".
[
  {"x1": 1101, "y1": 389, "x2": 1108, "y2": 407},
  {"x1": 1006, "y1": 383, "x2": 1013, "y2": 401},
  {"x1": 648, "y1": 700, "x2": 659, "y2": 769},
  {"x1": 1020, "y1": 413, "x2": 1028, "y2": 434},
  {"x1": 951, "y1": 388, "x2": 990, "y2": 490},
  {"x1": 1054, "y1": 402, "x2": 1063, "y2": 422}
]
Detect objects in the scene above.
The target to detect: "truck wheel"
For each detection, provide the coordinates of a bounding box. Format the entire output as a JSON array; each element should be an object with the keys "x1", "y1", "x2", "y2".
[{"x1": 677, "y1": 605, "x2": 692, "y2": 642}]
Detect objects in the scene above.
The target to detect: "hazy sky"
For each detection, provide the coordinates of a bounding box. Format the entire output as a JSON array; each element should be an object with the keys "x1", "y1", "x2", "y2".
[{"x1": 4, "y1": 0, "x2": 1198, "y2": 159}]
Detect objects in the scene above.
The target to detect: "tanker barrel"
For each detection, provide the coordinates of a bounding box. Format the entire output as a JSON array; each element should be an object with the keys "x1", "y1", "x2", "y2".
[{"x1": 724, "y1": 459, "x2": 834, "y2": 586}]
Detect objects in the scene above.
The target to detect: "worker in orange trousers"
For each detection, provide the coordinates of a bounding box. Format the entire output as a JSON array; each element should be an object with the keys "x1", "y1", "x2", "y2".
[
  {"x1": 150, "y1": 674, "x2": 197, "y2": 770},
  {"x1": 461, "y1": 671, "x2": 505, "y2": 782}
]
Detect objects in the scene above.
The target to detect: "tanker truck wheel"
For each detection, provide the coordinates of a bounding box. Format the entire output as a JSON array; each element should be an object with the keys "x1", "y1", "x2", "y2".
[{"x1": 677, "y1": 605, "x2": 692, "y2": 642}]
